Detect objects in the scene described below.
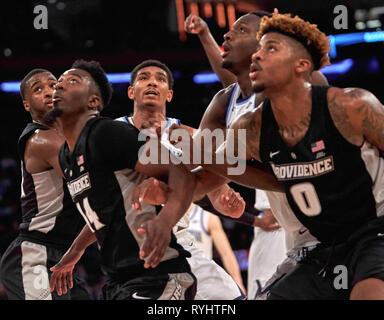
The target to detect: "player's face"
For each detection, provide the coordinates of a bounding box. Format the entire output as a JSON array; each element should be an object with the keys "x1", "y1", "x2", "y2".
[
  {"x1": 53, "y1": 68, "x2": 94, "y2": 115},
  {"x1": 128, "y1": 66, "x2": 173, "y2": 109},
  {"x1": 221, "y1": 14, "x2": 261, "y2": 70},
  {"x1": 23, "y1": 72, "x2": 57, "y2": 119},
  {"x1": 250, "y1": 32, "x2": 296, "y2": 94}
]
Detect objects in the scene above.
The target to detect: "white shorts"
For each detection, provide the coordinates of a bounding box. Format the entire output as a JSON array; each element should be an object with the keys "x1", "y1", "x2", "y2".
[
  {"x1": 247, "y1": 228, "x2": 287, "y2": 300},
  {"x1": 177, "y1": 232, "x2": 245, "y2": 300}
]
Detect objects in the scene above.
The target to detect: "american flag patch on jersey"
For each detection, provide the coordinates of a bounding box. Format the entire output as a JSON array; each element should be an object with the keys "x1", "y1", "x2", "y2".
[
  {"x1": 311, "y1": 140, "x2": 325, "y2": 153},
  {"x1": 77, "y1": 155, "x2": 84, "y2": 166}
]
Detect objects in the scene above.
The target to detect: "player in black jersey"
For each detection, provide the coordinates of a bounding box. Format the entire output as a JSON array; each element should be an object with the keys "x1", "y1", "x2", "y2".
[
  {"x1": 0, "y1": 69, "x2": 90, "y2": 300},
  {"x1": 215, "y1": 14, "x2": 384, "y2": 299},
  {"x1": 46, "y1": 59, "x2": 197, "y2": 300}
]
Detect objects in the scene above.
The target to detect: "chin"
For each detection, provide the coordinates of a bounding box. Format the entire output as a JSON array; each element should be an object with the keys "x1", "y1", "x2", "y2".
[
  {"x1": 251, "y1": 82, "x2": 265, "y2": 94},
  {"x1": 221, "y1": 59, "x2": 232, "y2": 70},
  {"x1": 43, "y1": 107, "x2": 63, "y2": 124}
]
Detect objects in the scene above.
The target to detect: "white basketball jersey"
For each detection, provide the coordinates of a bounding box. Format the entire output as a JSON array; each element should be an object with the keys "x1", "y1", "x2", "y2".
[{"x1": 186, "y1": 204, "x2": 213, "y2": 259}]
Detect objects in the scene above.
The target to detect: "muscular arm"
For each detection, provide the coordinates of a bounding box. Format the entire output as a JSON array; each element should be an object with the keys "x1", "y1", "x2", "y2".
[
  {"x1": 185, "y1": 14, "x2": 236, "y2": 88},
  {"x1": 327, "y1": 87, "x2": 384, "y2": 150},
  {"x1": 24, "y1": 129, "x2": 65, "y2": 176}
]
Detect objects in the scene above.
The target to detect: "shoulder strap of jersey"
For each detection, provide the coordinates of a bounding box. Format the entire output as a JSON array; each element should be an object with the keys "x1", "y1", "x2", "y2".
[{"x1": 225, "y1": 83, "x2": 240, "y2": 126}]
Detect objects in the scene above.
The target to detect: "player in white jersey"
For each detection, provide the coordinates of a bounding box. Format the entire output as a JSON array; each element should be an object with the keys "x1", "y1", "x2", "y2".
[
  {"x1": 186, "y1": 203, "x2": 246, "y2": 294},
  {"x1": 119, "y1": 60, "x2": 245, "y2": 299},
  {"x1": 50, "y1": 60, "x2": 246, "y2": 299},
  {"x1": 184, "y1": 11, "x2": 329, "y2": 299}
]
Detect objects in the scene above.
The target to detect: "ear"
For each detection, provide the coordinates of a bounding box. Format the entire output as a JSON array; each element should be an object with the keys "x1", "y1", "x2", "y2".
[
  {"x1": 295, "y1": 58, "x2": 312, "y2": 75},
  {"x1": 166, "y1": 89, "x2": 173, "y2": 103},
  {"x1": 23, "y1": 100, "x2": 30, "y2": 112},
  {"x1": 88, "y1": 94, "x2": 101, "y2": 110},
  {"x1": 127, "y1": 86, "x2": 134, "y2": 100}
]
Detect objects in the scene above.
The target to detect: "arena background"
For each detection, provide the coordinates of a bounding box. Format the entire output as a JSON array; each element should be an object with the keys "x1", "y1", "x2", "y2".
[{"x1": 0, "y1": 0, "x2": 383, "y2": 299}]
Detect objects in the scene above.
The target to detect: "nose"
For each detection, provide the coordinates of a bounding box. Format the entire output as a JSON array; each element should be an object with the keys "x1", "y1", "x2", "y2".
[
  {"x1": 251, "y1": 51, "x2": 261, "y2": 63},
  {"x1": 54, "y1": 80, "x2": 63, "y2": 91},
  {"x1": 147, "y1": 76, "x2": 158, "y2": 87},
  {"x1": 223, "y1": 30, "x2": 231, "y2": 41}
]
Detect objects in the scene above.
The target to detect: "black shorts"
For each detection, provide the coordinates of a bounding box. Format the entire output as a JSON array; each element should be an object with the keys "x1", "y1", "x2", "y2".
[
  {"x1": 0, "y1": 237, "x2": 90, "y2": 300},
  {"x1": 267, "y1": 228, "x2": 384, "y2": 300},
  {"x1": 102, "y1": 272, "x2": 197, "y2": 300}
]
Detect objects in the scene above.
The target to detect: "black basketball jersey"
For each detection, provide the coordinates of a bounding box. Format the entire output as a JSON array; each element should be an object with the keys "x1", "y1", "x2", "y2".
[
  {"x1": 58, "y1": 117, "x2": 191, "y2": 281},
  {"x1": 17, "y1": 122, "x2": 84, "y2": 249},
  {"x1": 259, "y1": 86, "x2": 384, "y2": 245}
]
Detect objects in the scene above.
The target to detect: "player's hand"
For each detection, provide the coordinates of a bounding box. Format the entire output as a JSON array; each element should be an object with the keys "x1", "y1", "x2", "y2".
[
  {"x1": 131, "y1": 178, "x2": 169, "y2": 213},
  {"x1": 185, "y1": 14, "x2": 208, "y2": 35},
  {"x1": 254, "y1": 209, "x2": 281, "y2": 231},
  {"x1": 137, "y1": 216, "x2": 172, "y2": 269},
  {"x1": 49, "y1": 248, "x2": 84, "y2": 296},
  {"x1": 209, "y1": 185, "x2": 245, "y2": 218}
]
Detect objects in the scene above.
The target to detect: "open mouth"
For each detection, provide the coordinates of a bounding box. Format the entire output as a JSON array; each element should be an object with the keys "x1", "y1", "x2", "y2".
[{"x1": 144, "y1": 90, "x2": 159, "y2": 97}]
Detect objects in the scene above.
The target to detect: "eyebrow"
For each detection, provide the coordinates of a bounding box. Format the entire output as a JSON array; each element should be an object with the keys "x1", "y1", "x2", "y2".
[
  {"x1": 264, "y1": 39, "x2": 281, "y2": 45},
  {"x1": 138, "y1": 71, "x2": 167, "y2": 77},
  {"x1": 66, "y1": 72, "x2": 83, "y2": 79}
]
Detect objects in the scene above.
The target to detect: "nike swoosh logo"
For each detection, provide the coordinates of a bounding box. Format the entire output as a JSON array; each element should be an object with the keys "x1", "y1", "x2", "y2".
[
  {"x1": 270, "y1": 150, "x2": 280, "y2": 158},
  {"x1": 132, "y1": 292, "x2": 151, "y2": 300},
  {"x1": 299, "y1": 229, "x2": 308, "y2": 235},
  {"x1": 378, "y1": 233, "x2": 384, "y2": 237}
]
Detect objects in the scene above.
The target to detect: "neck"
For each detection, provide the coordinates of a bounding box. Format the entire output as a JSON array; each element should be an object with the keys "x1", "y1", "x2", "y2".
[
  {"x1": 58, "y1": 111, "x2": 97, "y2": 152},
  {"x1": 268, "y1": 80, "x2": 312, "y2": 126},
  {"x1": 131, "y1": 105, "x2": 166, "y2": 129},
  {"x1": 237, "y1": 71, "x2": 253, "y2": 99}
]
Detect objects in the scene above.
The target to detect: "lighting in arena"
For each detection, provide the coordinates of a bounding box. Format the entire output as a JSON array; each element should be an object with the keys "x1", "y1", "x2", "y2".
[
  {"x1": 0, "y1": 73, "x2": 132, "y2": 93},
  {"x1": 329, "y1": 30, "x2": 384, "y2": 58}
]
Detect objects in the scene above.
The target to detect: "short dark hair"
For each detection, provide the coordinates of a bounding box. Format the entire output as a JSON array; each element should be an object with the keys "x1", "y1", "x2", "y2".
[
  {"x1": 130, "y1": 59, "x2": 174, "y2": 90},
  {"x1": 249, "y1": 10, "x2": 272, "y2": 18},
  {"x1": 71, "y1": 59, "x2": 113, "y2": 110},
  {"x1": 20, "y1": 68, "x2": 53, "y2": 100}
]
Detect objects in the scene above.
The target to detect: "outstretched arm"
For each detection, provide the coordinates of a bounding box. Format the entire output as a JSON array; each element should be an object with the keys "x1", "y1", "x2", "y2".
[
  {"x1": 185, "y1": 14, "x2": 236, "y2": 88},
  {"x1": 208, "y1": 213, "x2": 246, "y2": 294},
  {"x1": 50, "y1": 224, "x2": 96, "y2": 295}
]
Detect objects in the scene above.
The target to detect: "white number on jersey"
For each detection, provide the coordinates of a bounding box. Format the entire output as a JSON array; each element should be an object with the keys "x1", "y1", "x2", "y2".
[
  {"x1": 76, "y1": 197, "x2": 105, "y2": 231},
  {"x1": 290, "y1": 182, "x2": 322, "y2": 216}
]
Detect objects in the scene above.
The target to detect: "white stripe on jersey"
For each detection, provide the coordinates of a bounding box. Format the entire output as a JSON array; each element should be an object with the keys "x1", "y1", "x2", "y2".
[
  {"x1": 27, "y1": 169, "x2": 64, "y2": 233},
  {"x1": 360, "y1": 141, "x2": 384, "y2": 217}
]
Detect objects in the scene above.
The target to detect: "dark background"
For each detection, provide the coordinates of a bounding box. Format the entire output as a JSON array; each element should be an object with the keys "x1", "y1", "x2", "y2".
[{"x1": 0, "y1": 0, "x2": 383, "y2": 299}]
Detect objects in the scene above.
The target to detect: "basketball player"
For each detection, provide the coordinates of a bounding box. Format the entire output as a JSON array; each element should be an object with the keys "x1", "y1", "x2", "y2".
[
  {"x1": 220, "y1": 13, "x2": 384, "y2": 299},
  {"x1": 117, "y1": 59, "x2": 246, "y2": 299},
  {"x1": 0, "y1": 69, "x2": 90, "y2": 300},
  {"x1": 47, "y1": 59, "x2": 197, "y2": 300},
  {"x1": 186, "y1": 203, "x2": 246, "y2": 294},
  {"x1": 184, "y1": 11, "x2": 328, "y2": 298}
]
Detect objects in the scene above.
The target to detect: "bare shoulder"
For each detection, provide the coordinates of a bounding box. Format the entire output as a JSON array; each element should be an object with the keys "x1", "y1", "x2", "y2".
[
  {"x1": 26, "y1": 128, "x2": 65, "y2": 158},
  {"x1": 327, "y1": 87, "x2": 384, "y2": 146},
  {"x1": 180, "y1": 123, "x2": 196, "y2": 136},
  {"x1": 199, "y1": 83, "x2": 236, "y2": 130}
]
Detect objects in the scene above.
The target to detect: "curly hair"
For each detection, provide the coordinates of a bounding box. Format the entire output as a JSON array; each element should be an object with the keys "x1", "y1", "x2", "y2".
[
  {"x1": 257, "y1": 14, "x2": 330, "y2": 70},
  {"x1": 71, "y1": 59, "x2": 113, "y2": 110}
]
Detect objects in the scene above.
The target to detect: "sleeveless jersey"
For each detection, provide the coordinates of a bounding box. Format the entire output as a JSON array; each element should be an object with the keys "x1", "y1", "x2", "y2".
[
  {"x1": 187, "y1": 205, "x2": 213, "y2": 259},
  {"x1": 59, "y1": 117, "x2": 190, "y2": 280},
  {"x1": 259, "y1": 86, "x2": 384, "y2": 245},
  {"x1": 226, "y1": 84, "x2": 318, "y2": 250},
  {"x1": 17, "y1": 122, "x2": 84, "y2": 249},
  {"x1": 115, "y1": 115, "x2": 191, "y2": 234}
]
